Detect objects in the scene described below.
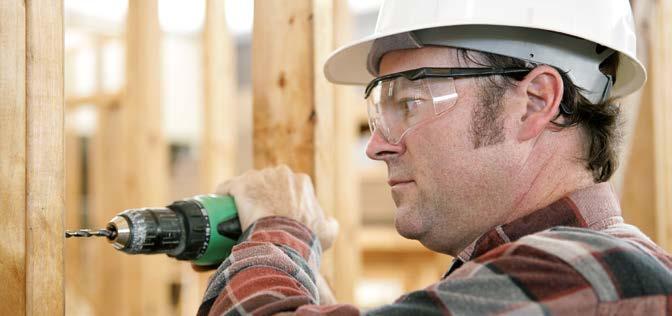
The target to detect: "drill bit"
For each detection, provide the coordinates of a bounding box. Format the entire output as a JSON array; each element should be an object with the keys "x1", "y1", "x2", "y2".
[{"x1": 65, "y1": 228, "x2": 114, "y2": 239}]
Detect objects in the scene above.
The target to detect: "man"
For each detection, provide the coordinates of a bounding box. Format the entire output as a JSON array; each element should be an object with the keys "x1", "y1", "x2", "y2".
[{"x1": 199, "y1": 0, "x2": 672, "y2": 314}]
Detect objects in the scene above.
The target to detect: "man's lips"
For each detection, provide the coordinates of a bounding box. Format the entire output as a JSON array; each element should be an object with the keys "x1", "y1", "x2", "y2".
[{"x1": 388, "y1": 179, "x2": 414, "y2": 187}]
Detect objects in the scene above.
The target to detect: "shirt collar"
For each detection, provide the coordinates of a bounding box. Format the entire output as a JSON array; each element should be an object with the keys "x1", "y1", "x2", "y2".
[{"x1": 454, "y1": 182, "x2": 624, "y2": 263}]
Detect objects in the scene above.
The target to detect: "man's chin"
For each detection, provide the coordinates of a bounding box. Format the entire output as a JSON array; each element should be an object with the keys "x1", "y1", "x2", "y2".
[{"x1": 394, "y1": 207, "x2": 426, "y2": 240}]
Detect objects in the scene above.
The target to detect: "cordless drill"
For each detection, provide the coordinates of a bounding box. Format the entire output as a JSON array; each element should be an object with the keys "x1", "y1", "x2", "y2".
[{"x1": 65, "y1": 195, "x2": 242, "y2": 266}]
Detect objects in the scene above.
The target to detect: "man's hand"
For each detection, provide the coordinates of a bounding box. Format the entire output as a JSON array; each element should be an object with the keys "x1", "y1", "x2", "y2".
[{"x1": 215, "y1": 165, "x2": 339, "y2": 250}]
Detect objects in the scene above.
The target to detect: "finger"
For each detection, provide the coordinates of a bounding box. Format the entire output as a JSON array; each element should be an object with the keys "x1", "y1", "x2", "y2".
[
  {"x1": 318, "y1": 217, "x2": 339, "y2": 250},
  {"x1": 275, "y1": 164, "x2": 293, "y2": 176}
]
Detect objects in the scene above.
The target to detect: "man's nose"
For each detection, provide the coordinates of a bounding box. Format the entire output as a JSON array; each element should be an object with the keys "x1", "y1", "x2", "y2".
[{"x1": 365, "y1": 130, "x2": 405, "y2": 161}]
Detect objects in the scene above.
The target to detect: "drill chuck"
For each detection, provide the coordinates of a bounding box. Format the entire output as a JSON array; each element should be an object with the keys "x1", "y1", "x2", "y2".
[{"x1": 69, "y1": 195, "x2": 242, "y2": 266}]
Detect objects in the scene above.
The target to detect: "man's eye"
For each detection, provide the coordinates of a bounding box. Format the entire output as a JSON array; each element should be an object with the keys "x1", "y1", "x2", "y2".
[{"x1": 398, "y1": 98, "x2": 422, "y2": 114}]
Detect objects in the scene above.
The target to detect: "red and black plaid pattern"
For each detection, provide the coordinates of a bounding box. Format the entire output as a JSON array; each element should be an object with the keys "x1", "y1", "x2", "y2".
[{"x1": 200, "y1": 183, "x2": 672, "y2": 315}]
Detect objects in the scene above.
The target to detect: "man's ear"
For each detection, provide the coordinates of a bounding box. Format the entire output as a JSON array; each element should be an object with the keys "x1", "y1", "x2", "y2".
[{"x1": 516, "y1": 65, "x2": 564, "y2": 142}]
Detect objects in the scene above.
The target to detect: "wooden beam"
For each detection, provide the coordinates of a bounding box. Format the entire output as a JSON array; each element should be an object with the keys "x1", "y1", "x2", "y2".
[
  {"x1": 651, "y1": 0, "x2": 672, "y2": 250},
  {"x1": 0, "y1": 0, "x2": 65, "y2": 314},
  {"x1": 178, "y1": 0, "x2": 240, "y2": 314},
  {"x1": 0, "y1": 1, "x2": 27, "y2": 314},
  {"x1": 253, "y1": 0, "x2": 361, "y2": 302},
  {"x1": 252, "y1": 0, "x2": 315, "y2": 176},
  {"x1": 202, "y1": 0, "x2": 238, "y2": 192},
  {"x1": 619, "y1": 0, "x2": 656, "y2": 238},
  {"x1": 88, "y1": 100, "x2": 127, "y2": 315},
  {"x1": 312, "y1": 0, "x2": 361, "y2": 303},
  {"x1": 122, "y1": 0, "x2": 174, "y2": 314},
  {"x1": 312, "y1": 0, "x2": 337, "y2": 292},
  {"x1": 620, "y1": 82, "x2": 656, "y2": 237},
  {"x1": 25, "y1": 0, "x2": 65, "y2": 311},
  {"x1": 66, "y1": 92, "x2": 122, "y2": 110}
]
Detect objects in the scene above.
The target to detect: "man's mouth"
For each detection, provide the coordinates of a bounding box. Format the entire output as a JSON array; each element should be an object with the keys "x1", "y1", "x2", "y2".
[{"x1": 388, "y1": 179, "x2": 414, "y2": 187}]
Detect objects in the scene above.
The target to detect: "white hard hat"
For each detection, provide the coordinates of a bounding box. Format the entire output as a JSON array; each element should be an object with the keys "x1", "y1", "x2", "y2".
[{"x1": 324, "y1": 0, "x2": 647, "y2": 103}]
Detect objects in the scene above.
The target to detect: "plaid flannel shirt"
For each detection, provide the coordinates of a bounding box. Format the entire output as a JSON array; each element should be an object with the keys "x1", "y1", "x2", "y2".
[{"x1": 199, "y1": 183, "x2": 672, "y2": 315}]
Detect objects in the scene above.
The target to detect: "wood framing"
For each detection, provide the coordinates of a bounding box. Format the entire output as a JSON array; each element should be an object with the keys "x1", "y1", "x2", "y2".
[
  {"x1": 253, "y1": 0, "x2": 361, "y2": 302},
  {"x1": 202, "y1": 0, "x2": 238, "y2": 192},
  {"x1": 0, "y1": 0, "x2": 65, "y2": 314},
  {"x1": 312, "y1": 0, "x2": 361, "y2": 303},
  {"x1": 123, "y1": 0, "x2": 173, "y2": 314},
  {"x1": 87, "y1": 1, "x2": 173, "y2": 315},
  {"x1": 252, "y1": 0, "x2": 315, "y2": 176},
  {"x1": 178, "y1": 0, "x2": 240, "y2": 314},
  {"x1": 621, "y1": 0, "x2": 672, "y2": 250},
  {"x1": 650, "y1": 0, "x2": 672, "y2": 250}
]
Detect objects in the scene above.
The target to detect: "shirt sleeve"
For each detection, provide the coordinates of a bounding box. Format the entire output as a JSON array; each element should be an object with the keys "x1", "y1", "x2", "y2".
[{"x1": 198, "y1": 218, "x2": 604, "y2": 316}]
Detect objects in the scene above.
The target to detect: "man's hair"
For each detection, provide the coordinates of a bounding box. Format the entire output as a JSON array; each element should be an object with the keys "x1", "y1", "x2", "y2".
[{"x1": 457, "y1": 49, "x2": 622, "y2": 183}]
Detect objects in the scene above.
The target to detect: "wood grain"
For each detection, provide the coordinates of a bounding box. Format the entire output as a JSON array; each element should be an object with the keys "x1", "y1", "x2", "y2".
[
  {"x1": 252, "y1": 0, "x2": 315, "y2": 176},
  {"x1": 651, "y1": 0, "x2": 672, "y2": 251},
  {"x1": 0, "y1": 1, "x2": 27, "y2": 314},
  {"x1": 24, "y1": 0, "x2": 65, "y2": 314},
  {"x1": 122, "y1": 1, "x2": 174, "y2": 314}
]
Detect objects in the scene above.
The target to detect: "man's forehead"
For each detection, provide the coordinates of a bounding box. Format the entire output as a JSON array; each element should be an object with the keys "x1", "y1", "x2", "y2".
[{"x1": 378, "y1": 46, "x2": 462, "y2": 76}]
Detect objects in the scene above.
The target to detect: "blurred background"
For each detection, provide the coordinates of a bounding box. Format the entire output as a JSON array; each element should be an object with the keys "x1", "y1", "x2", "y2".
[{"x1": 62, "y1": 0, "x2": 670, "y2": 314}]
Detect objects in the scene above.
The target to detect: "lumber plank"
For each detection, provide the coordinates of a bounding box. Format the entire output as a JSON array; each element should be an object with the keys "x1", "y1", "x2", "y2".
[
  {"x1": 122, "y1": 0, "x2": 174, "y2": 314},
  {"x1": 0, "y1": 1, "x2": 27, "y2": 314},
  {"x1": 252, "y1": 0, "x2": 315, "y2": 176},
  {"x1": 651, "y1": 0, "x2": 672, "y2": 250},
  {"x1": 24, "y1": 0, "x2": 65, "y2": 314}
]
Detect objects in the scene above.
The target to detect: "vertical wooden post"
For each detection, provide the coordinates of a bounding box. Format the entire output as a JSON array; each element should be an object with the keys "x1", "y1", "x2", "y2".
[
  {"x1": 651, "y1": 0, "x2": 672, "y2": 250},
  {"x1": 123, "y1": 0, "x2": 173, "y2": 314},
  {"x1": 619, "y1": 0, "x2": 658, "y2": 243},
  {"x1": 0, "y1": 0, "x2": 64, "y2": 315},
  {"x1": 89, "y1": 99, "x2": 126, "y2": 315},
  {"x1": 312, "y1": 0, "x2": 337, "y2": 286},
  {"x1": 331, "y1": 0, "x2": 360, "y2": 303},
  {"x1": 177, "y1": 1, "x2": 240, "y2": 314},
  {"x1": 253, "y1": 0, "x2": 360, "y2": 302},
  {"x1": 312, "y1": 0, "x2": 360, "y2": 302},
  {"x1": 0, "y1": 2, "x2": 27, "y2": 314},
  {"x1": 252, "y1": 0, "x2": 315, "y2": 176},
  {"x1": 202, "y1": 0, "x2": 238, "y2": 191}
]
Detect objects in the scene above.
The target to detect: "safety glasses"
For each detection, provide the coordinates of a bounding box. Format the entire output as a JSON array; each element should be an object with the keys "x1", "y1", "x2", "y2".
[{"x1": 364, "y1": 67, "x2": 531, "y2": 144}]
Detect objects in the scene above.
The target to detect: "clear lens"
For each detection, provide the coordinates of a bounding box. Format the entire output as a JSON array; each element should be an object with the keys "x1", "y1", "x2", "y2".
[{"x1": 366, "y1": 77, "x2": 458, "y2": 144}]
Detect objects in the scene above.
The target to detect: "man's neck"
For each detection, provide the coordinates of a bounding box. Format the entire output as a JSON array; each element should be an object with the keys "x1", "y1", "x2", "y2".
[{"x1": 504, "y1": 131, "x2": 596, "y2": 224}]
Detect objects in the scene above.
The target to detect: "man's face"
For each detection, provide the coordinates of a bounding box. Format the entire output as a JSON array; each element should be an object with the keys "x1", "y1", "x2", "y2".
[{"x1": 366, "y1": 47, "x2": 529, "y2": 255}]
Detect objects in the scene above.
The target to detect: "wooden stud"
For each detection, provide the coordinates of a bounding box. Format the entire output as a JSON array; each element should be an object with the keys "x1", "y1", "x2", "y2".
[
  {"x1": 123, "y1": 0, "x2": 174, "y2": 314},
  {"x1": 0, "y1": 1, "x2": 27, "y2": 314},
  {"x1": 253, "y1": 0, "x2": 361, "y2": 302},
  {"x1": 25, "y1": 0, "x2": 65, "y2": 313},
  {"x1": 0, "y1": 0, "x2": 64, "y2": 314},
  {"x1": 177, "y1": 0, "x2": 241, "y2": 314},
  {"x1": 312, "y1": 0, "x2": 361, "y2": 303},
  {"x1": 312, "y1": 0, "x2": 338, "y2": 291},
  {"x1": 619, "y1": 0, "x2": 656, "y2": 240},
  {"x1": 66, "y1": 92, "x2": 122, "y2": 110},
  {"x1": 651, "y1": 0, "x2": 672, "y2": 250},
  {"x1": 620, "y1": 82, "x2": 656, "y2": 237},
  {"x1": 202, "y1": 0, "x2": 238, "y2": 192},
  {"x1": 252, "y1": 0, "x2": 315, "y2": 176}
]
